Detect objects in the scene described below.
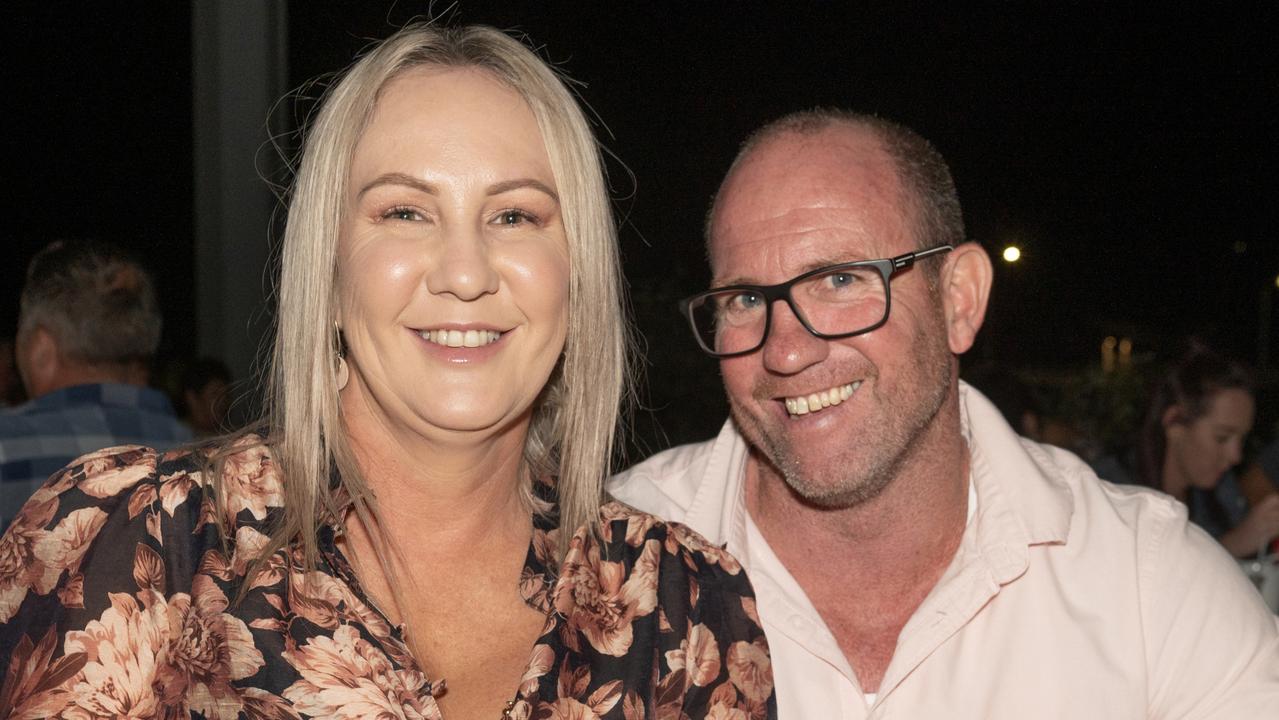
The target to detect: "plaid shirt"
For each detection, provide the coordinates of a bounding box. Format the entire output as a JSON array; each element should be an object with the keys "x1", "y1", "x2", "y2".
[{"x1": 0, "y1": 383, "x2": 192, "y2": 530}]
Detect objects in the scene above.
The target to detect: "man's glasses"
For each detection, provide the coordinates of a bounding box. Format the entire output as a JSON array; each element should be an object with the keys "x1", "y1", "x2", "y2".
[{"x1": 679, "y1": 245, "x2": 953, "y2": 358}]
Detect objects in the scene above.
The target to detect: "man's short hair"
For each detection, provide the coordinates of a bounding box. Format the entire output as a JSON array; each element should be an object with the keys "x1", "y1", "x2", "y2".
[
  {"x1": 17, "y1": 240, "x2": 162, "y2": 365},
  {"x1": 709, "y1": 109, "x2": 966, "y2": 254}
]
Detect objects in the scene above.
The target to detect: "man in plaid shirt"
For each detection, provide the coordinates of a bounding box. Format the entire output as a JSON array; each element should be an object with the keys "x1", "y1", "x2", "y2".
[{"x1": 0, "y1": 241, "x2": 191, "y2": 531}]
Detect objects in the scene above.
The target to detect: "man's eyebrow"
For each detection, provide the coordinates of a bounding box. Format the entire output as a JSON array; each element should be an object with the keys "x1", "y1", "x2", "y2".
[
  {"x1": 487, "y1": 178, "x2": 559, "y2": 203},
  {"x1": 712, "y1": 256, "x2": 863, "y2": 288},
  {"x1": 358, "y1": 173, "x2": 438, "y2": 198}
]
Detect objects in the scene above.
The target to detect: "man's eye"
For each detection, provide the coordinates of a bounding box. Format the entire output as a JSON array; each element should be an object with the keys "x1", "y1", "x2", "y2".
[
  {"x1": 730, "y1": 292, "x2": 764, "y2": 310},
  {"x1": 829, "y1": 273, "x2": 855, "y2": 287}
]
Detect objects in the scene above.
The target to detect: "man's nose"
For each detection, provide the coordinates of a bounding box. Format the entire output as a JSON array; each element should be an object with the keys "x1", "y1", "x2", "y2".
[
  {"x1": 425, "y1": 226, "x2": 501, "y2": 300},
  {"x1": 760, "y1": 300, "x2": 829, "y2": 375}
]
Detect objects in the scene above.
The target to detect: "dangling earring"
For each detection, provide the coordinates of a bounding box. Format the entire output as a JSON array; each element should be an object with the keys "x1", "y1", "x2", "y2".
[{"x1": 334, "y1": 323, "x2": 349, "y2": 392}]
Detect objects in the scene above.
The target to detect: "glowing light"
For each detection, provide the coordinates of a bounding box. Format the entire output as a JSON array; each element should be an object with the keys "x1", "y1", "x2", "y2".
[{"x1": 1002, "y1": 245, "x2": 1022, "y2": 263}]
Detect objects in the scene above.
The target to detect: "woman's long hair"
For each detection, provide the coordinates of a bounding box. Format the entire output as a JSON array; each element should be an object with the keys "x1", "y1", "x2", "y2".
[
  {"x1": 221, "y1": 24, "x2": 632, "y2": 578},
  {"x1": 1135, "y1": 345, "x2": 1253, "y2": 490}
]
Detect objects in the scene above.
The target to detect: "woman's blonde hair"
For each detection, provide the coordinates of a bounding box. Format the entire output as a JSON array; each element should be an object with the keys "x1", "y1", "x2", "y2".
[{"x1": 244, "y1": 23, "x2": 629, "y2": 572}]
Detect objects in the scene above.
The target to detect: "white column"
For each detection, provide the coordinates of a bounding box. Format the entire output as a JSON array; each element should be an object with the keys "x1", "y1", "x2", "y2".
[{"x1": 191, "y1": 0, "x2": 288, "y2": 389}]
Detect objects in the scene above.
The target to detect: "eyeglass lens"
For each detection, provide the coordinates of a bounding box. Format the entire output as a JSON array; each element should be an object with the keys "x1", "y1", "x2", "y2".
[{"x1": 687, "y1": 265, "x2": 888, "y2": 355}]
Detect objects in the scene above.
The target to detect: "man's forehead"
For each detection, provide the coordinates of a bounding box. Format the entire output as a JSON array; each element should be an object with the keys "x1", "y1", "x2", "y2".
[{"x1": 709, "y1": 127, "x2": 911, "y2": 276}]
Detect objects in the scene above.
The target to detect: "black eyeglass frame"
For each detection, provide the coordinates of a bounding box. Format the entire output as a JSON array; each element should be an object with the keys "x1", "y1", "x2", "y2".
[{"x1": 679, "y1": 244, "x2": 954, "y2": 358}]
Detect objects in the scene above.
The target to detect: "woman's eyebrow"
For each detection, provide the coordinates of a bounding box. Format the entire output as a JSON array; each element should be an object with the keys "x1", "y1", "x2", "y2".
[
  {"x1": 487, "y1": 178, "x2": 559, "y2": 203},
  {"x1": 358, "y1": 172, "x2": 439, "y2": 198}
]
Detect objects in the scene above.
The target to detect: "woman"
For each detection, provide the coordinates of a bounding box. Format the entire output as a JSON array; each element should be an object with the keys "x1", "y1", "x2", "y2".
[
  {"x1": 1135, "y1": 347, "x2": 1279, "y2": 558},
  {"x1": 0, "y1": 25, "x2": 773, "y2": 719}
]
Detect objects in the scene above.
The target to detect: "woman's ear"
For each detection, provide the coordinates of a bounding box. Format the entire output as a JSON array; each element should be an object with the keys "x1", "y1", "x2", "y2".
[
  {"x1": 1162, "y1": 404, "x2": 1186, "y2": 433},
  {"x1": 941, "y1": 242, "x2": 994, "y2": 355}
]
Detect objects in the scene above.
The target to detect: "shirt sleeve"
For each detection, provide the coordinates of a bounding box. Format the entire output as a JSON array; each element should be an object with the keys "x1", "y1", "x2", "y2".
[
  {"x1": 541, "y1": 504, "x2": 777, "y2": 718},
  {"x1": 660, "y1": 521, "x2": 777, "y2": 719},
  {"x1": 1140, "y1": 498, "x2": 1279, "y2": 718},
  {"x1": 0, "y1": 445, "x2": 204, "y2": 717}
]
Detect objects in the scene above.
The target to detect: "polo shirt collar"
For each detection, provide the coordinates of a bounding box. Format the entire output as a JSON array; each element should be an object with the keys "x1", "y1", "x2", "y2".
[{"x1": 676, "y1": 382, "x2": 1076, "y2": 578}]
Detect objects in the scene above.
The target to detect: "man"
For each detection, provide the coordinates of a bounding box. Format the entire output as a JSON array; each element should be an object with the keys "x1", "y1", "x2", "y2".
[
  {"x1": 0, "y1": 241, "x2": 191, "y2": 530},
  {"x1": 610, "y1": 111, "x2": 1278, "y2": 717},
  {"x1": 179, "y1": 356, "x2": 233, "y2": 437}
]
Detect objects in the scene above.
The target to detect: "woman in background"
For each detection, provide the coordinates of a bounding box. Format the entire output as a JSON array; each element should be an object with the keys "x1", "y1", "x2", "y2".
[
  {"x1": 1136, "y1": 347, "x2": 1279, "y2": 558},
  {"x1": 0, "y1": 24, "x2": 772, "y2": 719}
]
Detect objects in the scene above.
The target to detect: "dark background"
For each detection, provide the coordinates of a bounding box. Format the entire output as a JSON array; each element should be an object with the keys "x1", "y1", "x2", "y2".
[{"x1": 3, "y1": 2, "x2": 1277, "y2": 454}]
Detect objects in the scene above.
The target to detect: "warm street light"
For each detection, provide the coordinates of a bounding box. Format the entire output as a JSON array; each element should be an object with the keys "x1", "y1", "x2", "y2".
[{"x1": 1002, "y1": 245, "x2": 1022, "y2": 263}]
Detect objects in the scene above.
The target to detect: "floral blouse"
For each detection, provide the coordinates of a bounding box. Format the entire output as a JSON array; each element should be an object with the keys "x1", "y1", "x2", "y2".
[{"x1": 0, "y1": 439, "x2": 774, "y2": 719}]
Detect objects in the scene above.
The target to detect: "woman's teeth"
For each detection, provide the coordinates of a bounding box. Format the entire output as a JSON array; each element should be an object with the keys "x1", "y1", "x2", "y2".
[
  {"x1": 784, "y1": 381, "x2": 861, "y2": 417},
  {"x1": 420, "y1": 329, "x2": 502, "y2": 348}
]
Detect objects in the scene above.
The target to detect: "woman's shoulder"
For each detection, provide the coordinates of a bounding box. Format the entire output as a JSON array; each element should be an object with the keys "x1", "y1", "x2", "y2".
[
  {"x1": 542, "y1": 499, "x2": 774, "y2": 715},
  {"x1": 595, "y1": 499, "x2": 745, "y2": 578},
  {"x1": 8, "y1": 433, "x2": 280, "y2": 529},
  {"x1": 0, "y1": 434, "x2": 282, "y2": 623}
]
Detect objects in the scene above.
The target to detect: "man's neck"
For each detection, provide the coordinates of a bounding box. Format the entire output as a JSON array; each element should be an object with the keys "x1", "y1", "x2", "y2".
[
  {"x1": 32, "y1": 363, "x2": 149, "y2": 399},
  {"x1": 744, "y1": 394, "x2": 970, "y2": 691}
]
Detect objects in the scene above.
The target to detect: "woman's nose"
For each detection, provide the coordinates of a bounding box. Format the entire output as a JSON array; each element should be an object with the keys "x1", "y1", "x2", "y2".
[{"x1": 425, "y1": 226, "x2": 500, "y2": 300}]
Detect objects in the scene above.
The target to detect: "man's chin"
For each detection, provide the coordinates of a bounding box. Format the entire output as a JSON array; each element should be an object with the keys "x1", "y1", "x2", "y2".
[{"x1": 779, "y1": 464, "x2": 893, "y2": 510}]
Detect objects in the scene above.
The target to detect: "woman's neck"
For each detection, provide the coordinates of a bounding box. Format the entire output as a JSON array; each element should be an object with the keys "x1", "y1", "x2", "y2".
[
  {"x1": 1161, "y1": 447, "x2": 1190, "y2": 501},
  {"x1": 338, "y1": 390, "x2": 535, "y2": 553}
]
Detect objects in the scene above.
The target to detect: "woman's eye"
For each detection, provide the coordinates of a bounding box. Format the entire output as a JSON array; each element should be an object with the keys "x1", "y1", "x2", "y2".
[
  {"x1": 494, "y1": 209, "x2": 537, "y2": 226},
  {"x1": 382, "y1": 206, "x2": 421, "y2": 221},
  {"x1": 493, "y1": 209, "x2": 524, "y2": 226}
]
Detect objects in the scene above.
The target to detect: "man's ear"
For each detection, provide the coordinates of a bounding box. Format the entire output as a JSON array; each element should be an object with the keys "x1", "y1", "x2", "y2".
[
  {"x1": 940, "y1": 242, "x2": 993, "y2": 354},
  {"x1": 18, "y1": 326, "x2": 61, "y2": 398}
]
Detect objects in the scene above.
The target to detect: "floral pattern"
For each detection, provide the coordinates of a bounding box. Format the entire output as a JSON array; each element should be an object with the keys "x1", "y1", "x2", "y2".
[{"x1": 0, "y1": 441, "x2": 773, "y2": 718}]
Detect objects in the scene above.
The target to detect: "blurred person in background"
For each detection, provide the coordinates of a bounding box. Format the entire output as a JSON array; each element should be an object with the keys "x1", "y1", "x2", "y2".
[
  {"x1": 965, "y1": 366, "x2": 1083, "y2": 452},
  {"x1": 0, "y1": 241, "x2": 190, "y2": 531},
  {"x1": 179, "y1": 356, "x2": 232, "y2": 437},
  {"x1": 0, "y1": 25, "x2": 771, "y2": 719},
  {"x1": 1135, "y1": 346, "x2": 1279, "y2": 558},
  {"x1": 1242, "y1": 441, "x2": 1279, "y2": 524},
  {"x1": 0, "y1": 337, "x2": 25, "y2": 407}
]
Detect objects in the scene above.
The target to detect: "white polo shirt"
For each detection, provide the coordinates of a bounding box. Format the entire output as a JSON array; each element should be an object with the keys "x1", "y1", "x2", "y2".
[{"x1": 608, "y1": 382, "x2": 1279, "y2": 719}]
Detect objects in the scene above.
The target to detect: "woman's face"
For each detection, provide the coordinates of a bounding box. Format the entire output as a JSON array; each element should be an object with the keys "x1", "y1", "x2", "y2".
[
  {"x1": 1166, "y1": 388, "x2": 1255, "y2": 491},
  {"x1": 336, "y1": 66, "x2": 570, "y2": 444}
]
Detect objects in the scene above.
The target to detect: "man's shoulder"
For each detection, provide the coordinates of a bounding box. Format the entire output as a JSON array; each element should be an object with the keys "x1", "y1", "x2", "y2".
[
  {"x1": 614, "y1": 435, "x2": 721, "y2": 484},
  {"x1": 608, "y1": 427, "x2": 735, "y2": 521}
]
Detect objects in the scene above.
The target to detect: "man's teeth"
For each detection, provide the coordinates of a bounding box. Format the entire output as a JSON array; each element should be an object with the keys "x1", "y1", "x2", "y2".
[
  {"x1": 784, "y1": 381, "x2": 861, "y2": 417},
  {"x1": 420, "y1": 329, "x2": 502, "y2": 348}
]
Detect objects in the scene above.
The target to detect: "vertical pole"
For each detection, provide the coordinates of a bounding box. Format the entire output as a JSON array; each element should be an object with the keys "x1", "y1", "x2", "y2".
[
  {"x1": 1260, "y1": 285, "x2": 1272, "y2": 371},
  {"x1": 192, "y1": 0, "x2": 289, "y2": 401}
]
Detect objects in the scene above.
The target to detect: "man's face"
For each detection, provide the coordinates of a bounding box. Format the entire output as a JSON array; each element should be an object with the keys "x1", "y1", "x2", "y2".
[{"x1": 710, "y1": 126, "x2": 955, "y2": 507}]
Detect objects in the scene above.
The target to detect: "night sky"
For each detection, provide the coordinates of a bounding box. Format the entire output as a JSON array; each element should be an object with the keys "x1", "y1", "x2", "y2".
[{"x1": 3, "y1": 2, "x2": 1276, "y2": 449}]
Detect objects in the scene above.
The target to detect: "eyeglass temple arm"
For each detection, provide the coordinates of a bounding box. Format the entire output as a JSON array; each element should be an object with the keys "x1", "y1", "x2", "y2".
[{"x1": 891, "y1": 244, "x2": 954, "y2": 270}]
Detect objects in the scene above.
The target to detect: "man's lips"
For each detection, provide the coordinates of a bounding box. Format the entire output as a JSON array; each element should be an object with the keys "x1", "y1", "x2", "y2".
[{"x1": 782, "y1": 380, "x2": 861, "y2": 417}]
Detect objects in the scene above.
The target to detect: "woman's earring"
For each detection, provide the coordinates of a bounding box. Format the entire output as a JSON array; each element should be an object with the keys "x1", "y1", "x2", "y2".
[{"x1": 334, "y1": 323, "x2": 349, "y2": 392}]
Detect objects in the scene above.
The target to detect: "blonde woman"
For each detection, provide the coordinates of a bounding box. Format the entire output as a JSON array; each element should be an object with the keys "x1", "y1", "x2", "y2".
[{"x1": 0, "y1": 25, "x2": 773, "y2": 719}]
